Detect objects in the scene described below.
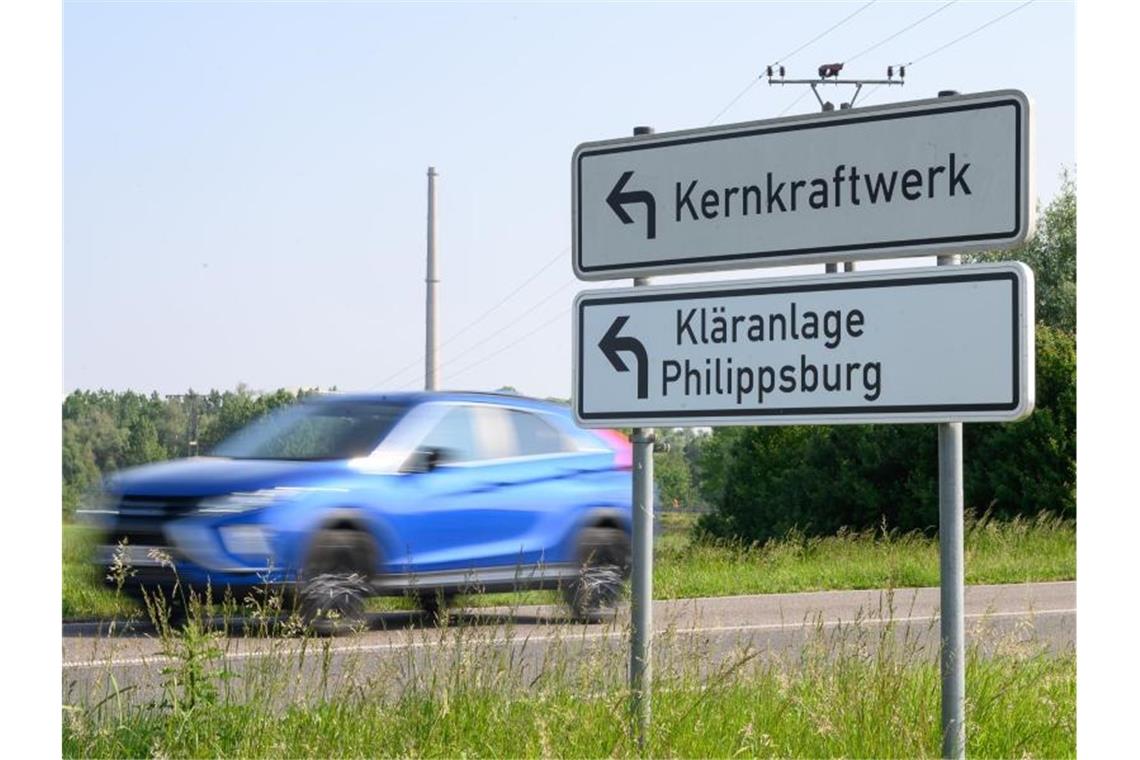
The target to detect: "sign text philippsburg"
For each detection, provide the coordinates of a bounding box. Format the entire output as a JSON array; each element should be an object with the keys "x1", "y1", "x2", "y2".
[{"x1": 572, "y1": 264, "x2": 1035, "y2": 427}]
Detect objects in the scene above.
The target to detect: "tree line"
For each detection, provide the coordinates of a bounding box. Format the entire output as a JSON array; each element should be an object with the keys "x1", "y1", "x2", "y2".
[{"x1": 62, "y1": 385, "x2": 319, "y2": 514}]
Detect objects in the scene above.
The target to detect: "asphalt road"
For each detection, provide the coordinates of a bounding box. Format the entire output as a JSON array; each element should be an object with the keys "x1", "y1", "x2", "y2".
[{"x1": 62, "y1": 580, "x2": 1074, "y2": 708}]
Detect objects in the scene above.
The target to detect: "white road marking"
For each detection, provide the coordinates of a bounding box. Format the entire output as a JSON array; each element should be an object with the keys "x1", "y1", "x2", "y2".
[{"x1": 62, "y1": 607, "x2": 1075, "y2": 670}]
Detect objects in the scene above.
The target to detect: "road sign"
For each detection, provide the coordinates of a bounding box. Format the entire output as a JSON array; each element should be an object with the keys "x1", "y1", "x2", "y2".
[
  {"x1": 573, "y1": 263, "x2": 1034, "y2": 427},
  {"x1": 572, "y1": 90, "x2": 1034, "y2": 280}
]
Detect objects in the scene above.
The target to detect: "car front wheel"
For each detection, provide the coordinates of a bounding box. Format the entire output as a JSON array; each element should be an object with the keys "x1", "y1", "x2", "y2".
[
  {"x1": 562, "y1": 526, "x2": 631, "y2": 622},
  {"x1": 297, "y1": 528, "x2": 375, "y2": 635}
]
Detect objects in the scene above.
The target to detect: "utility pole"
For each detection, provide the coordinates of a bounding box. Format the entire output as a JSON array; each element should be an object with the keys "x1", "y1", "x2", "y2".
[{"x1": 425, "y1": 166, "x2": 439, "y2": 391}]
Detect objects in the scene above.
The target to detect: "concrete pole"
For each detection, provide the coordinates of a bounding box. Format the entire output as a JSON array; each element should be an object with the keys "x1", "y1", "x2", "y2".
[
  {"x1": 938, "y1": 249, "x2": 966, "y2": 760},
  {"x1": 425, "y1": 166, "x2": 439, "y2": 391},
  {"x1": 629, "y1": 125, "x2": 655, "y2": 754}
]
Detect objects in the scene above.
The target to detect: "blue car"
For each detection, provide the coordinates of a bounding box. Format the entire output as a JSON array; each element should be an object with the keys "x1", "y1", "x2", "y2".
[{"x1": 87, "y1": 391, "x2": 633, "y2": 630}]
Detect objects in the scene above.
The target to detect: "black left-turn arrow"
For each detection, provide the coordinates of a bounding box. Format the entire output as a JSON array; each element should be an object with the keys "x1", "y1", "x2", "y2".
[
  {"x1": 599, "y1": 315, "x2": 649, "y2": 399},
  {"x1": 606, "y1": 171, "x2": 657, "y2": 240}
]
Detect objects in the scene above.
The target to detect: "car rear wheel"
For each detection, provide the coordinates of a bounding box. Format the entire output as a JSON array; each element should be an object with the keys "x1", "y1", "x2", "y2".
[
  {"x1": 298, "y1": 529, "x2": 376, "y2": 635},
  {"x1": 562, "y1": 527, "x2": 631, "y2": 622}
]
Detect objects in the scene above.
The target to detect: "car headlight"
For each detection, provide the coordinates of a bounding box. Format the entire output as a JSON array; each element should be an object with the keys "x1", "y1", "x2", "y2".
[
  {"x1": 218, "y1": 525, "x2": 273, "y2": 558},
  {"x1": 197, "y1": 489, "x2": 285, "y2": 514},
  {"x1": 196, "y1": 486, "x2": 347, "y2": 514}
]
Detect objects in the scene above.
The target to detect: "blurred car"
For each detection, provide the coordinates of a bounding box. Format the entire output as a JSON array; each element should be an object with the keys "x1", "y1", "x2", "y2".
[{"x1": 84, "y1": 391, "x2": 633, "y2": 630}]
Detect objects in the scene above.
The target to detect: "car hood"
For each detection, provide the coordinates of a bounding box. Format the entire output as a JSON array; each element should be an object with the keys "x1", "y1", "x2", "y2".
[{"x1": 106, "y1": 456, "x2": 352, "y2": 498}]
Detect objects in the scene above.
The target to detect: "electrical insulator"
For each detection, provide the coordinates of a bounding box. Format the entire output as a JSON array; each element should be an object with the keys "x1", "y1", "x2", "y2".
[
  {"x1": 900, "y1": 65, "x2": 906, "y2": 78},
  {"x1": 888, "y1": 65, "x2": 894, "y2": 79},
  {"x1": 779, "y1": 65, "x2": 785, "y2": 77},
  {"x1": 767, "y1": 65, "x2": 774, "y2": 77}
]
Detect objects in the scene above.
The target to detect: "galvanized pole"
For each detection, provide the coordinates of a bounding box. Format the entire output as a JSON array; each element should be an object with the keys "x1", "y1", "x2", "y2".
[
  {"x1": 938, "y1": 252, "x2": 965, "y2": 759},
  {"x1": 936, "y1": 90, "x2": 965, "y2": 760},
  {"x1": 425, "y1": 166, "x2": 439, "y2": 391},
  {"x1": 629, "y1": 125, "x2": 655, "y2": 754}
]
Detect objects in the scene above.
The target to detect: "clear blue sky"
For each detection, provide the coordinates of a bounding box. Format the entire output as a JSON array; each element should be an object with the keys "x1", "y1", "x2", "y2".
[{"x1": 64, "y1": 0, "x2": 1075, "y2": 400}]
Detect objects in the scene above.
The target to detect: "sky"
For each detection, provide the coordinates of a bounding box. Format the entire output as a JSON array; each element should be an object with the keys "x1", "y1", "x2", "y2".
[{"x1": 63, "y1": 0, "x2": 1075, "y2": 400}]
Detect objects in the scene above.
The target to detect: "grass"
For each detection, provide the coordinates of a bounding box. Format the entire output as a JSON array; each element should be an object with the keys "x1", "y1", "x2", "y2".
[
  {"x1": 655, "y1": 510, "x2": 1076, "y2": 599},
  {"x1": 64, "y1": 657, "x2": 1076, "y2": 758},
  {"x1": 62, "y1": 511, "x2": 1075, "y2": 621},
  {"x1": 63, "y1": 523, "x2": 137, "y2": 620},
  {"x1": 62, "y1": 584, "x2": 1076, "y2": 758}
]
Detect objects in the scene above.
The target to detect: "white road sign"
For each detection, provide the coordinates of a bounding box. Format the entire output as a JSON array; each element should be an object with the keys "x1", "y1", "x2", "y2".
[
  {"x1": 573, "y1": 263, "x2": 1034, "y2": 427},
  {"x1": 572, "y1": 90, "x2": 1034, "y2": 280}
]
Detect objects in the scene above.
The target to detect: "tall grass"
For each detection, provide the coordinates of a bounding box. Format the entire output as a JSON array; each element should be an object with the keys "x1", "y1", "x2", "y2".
[
  {"x1": 656, "y1": 511, "x2": 1075, "y2": 599},
  {"x1": 62, "y1": 577, "x2": 1075, "y2": 758}
]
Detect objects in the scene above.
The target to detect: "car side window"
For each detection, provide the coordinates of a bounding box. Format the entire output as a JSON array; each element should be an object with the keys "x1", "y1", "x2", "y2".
[
  {"x1": 418, "y1": 406, "x2": 479, "y2": 464},
  {"x1": 470, "y1": 405, "x2": 519, "y2": 461},
  {"x1": 507, "y1": 410, "x2": 572, "y2": 456}
]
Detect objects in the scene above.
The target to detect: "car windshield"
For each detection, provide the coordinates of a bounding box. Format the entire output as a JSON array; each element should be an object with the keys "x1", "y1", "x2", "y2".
[{"x1": 211, "y1": 399, "x2": 410, "y2": 461}]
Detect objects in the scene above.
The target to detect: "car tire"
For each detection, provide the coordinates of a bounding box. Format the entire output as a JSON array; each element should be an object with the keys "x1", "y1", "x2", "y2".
[
  {"x1": 297, "y1": 528, "x2": 376, "y2": 636},
  {"x1": 562, "y1": 526, "x2": 631, "y2": 622}
]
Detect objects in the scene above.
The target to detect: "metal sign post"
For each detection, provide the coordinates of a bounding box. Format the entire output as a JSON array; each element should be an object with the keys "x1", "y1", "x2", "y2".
[
  {"x1": 627, "y1": 127, "x2": 655, "y2": 754},
  {"x1": 938, "y1": 253, "x2": 966, "y2": 759}
]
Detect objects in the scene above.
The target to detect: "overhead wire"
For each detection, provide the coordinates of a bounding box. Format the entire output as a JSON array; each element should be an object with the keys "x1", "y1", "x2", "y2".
[
  {"x1": 376, "y1": 246, "x2": 569, "y2": 387},
  {"x1": 443, "y1": 306, "x2": 571, "y2": 385},
  {"x1": 398, "y1": 277, "x2": 579, "y2": 389},
  {"x1": 707, "y1": 0, "x2": 878, "y2": 125},
  {"x1": 857, "y1": 0, "x2": 1036, "y2": 107},
  {"x1": 909, "y1": 0, "x2": 1034, "y2": 66},
  {"x1": 843, "y1": 1, "x2": 958, "y2": 66}
]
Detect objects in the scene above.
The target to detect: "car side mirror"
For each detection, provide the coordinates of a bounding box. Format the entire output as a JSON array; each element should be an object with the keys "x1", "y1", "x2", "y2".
[{"x1": 402, "y1": 446, "x2": 450, "y2": 474}]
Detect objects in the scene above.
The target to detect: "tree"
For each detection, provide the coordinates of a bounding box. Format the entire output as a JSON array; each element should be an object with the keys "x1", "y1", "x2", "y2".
[
  {"x1": 654, "y1": 448, "x2": 694, "y2": 510},
  {"x1": 971, "y1": 169, "x2": 1075, "y2": 334},
  {"x1": 60, "y1": 385, "x2": 316, "y2": 516}
]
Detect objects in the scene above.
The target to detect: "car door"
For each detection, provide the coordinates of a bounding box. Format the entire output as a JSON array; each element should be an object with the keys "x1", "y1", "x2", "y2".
[
  {"x1": 385, "y1": 402, "x2": 582, "y2": 578},
  {"x1": 383, "y1": 403, "x2": 531, "y2": 573}
]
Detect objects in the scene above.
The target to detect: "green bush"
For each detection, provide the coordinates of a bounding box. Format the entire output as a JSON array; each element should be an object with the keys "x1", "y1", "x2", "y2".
[{"x1": 698, "y1": 326, "x2": 1075, "y2": 543}]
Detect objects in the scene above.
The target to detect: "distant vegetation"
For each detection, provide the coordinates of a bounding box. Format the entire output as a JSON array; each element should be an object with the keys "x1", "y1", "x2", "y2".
[{"x1": 62, "y1": 385, "x2": 320, "y2": 515}]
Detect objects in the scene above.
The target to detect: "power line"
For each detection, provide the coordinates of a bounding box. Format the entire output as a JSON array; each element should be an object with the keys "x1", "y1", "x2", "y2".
[
  {"x1": 707, "y1": 78, "x2": 763, "y2": 126},
  {"x1": 778, "y1": 0, "x2": 878, "y2": 67},
  {"x1": 440, "y1": 306, "x2": 570, "y2": 386},
  {"x1": 376, "y1": 246, "x2": 567, "y2": 387},
  {"x1": 844, "y1": 1, "x2": 958, "y2": 65},
  {"x1": 708, "y1": 0, "x2": 877, "y2": 125},
  {"x1": 778, "y1": 89, "x2": 812, "y2": 117},
  {"x1": 404, "y1": 276, "x2": 579, "y2": 387},
  {"x1": 857, "y1": 0, "x2": 1036, "y2": 107},
  {"x1": 910, "y1": 0, "x2": 1034, "y2": 66}
]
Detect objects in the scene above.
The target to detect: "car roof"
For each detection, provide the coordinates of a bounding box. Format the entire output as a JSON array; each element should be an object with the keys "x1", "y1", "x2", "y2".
[{"x1": 309, "y1": 390, "x2": 573, "y2": 416}]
